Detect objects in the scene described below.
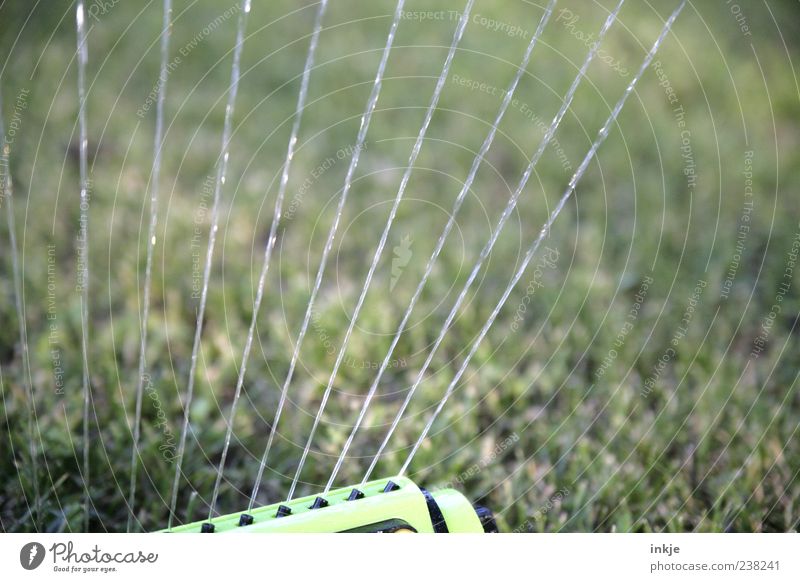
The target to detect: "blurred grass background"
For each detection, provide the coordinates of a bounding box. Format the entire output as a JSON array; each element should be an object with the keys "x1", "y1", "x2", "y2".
[{"x1": 1, "y1": 0, "x2": 799, "y2": 532}]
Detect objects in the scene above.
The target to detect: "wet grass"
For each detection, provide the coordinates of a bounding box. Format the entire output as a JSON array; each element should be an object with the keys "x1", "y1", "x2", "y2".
[{"x1": 1, "y1": 0, "x2": 799, "y2": 532}]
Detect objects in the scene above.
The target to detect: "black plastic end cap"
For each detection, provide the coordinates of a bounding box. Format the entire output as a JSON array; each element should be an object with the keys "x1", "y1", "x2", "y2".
[
  {"x1": 473, "y1": 505, "x2": 499, "y2": 533},
  {"x1": 309, "y1": 496, "x2": 329, "y2": 509},
  {"x1": 383, "y1": 480, "x2": 400, "y2": 493},
  {"x1": 275, "y1": 504, "x2": 292, "y2": 518},
  {"x1": 238, "y1": 513, "x2": 254, "y2": 526},
  {"x1": 200, "y1": 522, "x2": 215, "y2": 533},
  {"x1": 347, "y1": 488, "x2": 365, "y2": 501}
]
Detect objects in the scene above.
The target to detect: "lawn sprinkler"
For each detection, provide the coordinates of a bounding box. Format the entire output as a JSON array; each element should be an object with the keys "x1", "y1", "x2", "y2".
[{"x1": 163, "y1": 476, "x2": 497, "y2": 533}]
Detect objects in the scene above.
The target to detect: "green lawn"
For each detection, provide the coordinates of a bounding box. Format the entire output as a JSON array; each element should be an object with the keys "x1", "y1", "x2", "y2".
[{"x1": 1, "y1": 0, "x2": 798, "y2": 532}]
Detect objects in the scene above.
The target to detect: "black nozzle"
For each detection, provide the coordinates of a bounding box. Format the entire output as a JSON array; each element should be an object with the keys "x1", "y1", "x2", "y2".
[
  {"x1": 347, "y1": 488, "x2": 365, "y2": 501},
  {"x1": 309, "y1": 496, "x2": 329, "y2": 509}
]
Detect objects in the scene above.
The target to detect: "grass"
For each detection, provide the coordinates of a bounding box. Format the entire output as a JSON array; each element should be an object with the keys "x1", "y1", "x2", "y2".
[{"x1": 1, "y1": 0, "x2": 799, "y2": 532}]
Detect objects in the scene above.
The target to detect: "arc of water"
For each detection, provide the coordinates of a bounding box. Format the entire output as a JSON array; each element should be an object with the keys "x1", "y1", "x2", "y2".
[
  {"x1": 247, "y1": 0, "x2": 408, "y2": 511},
  {"x1": 206, "y1": 0, "x2": 330, "y2": 522},
  {"x1": 1, "y1": 82, "x2": 40, "y2": 526},
  {"x1": 360, "y1": 0, "x2": 626, "y2": 485},
  {"x1": 325, "y1": 0, "x2": 559, "y2": 493},
  {"x1": 167, "y1": 0, "x2": 252, "y2": 531},
  {"x1": 75, "y1": 0, "x2": 93, "y2": 532},
  {"x1": 126, "y1": 0, "x2": 173, "y2": 533},
  {"x1": 285, "y1": 0, "x2": 476, "y2": 502},
  {"x1": 398, "y1": 0, "x2": 687, "y2": 477}
]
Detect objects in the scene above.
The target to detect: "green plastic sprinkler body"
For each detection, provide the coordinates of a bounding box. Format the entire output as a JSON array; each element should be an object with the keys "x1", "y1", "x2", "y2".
[{"x1": 163, "y1": 476, "x2": 497, "y2": 533}]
